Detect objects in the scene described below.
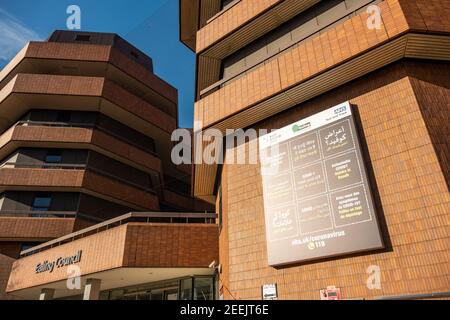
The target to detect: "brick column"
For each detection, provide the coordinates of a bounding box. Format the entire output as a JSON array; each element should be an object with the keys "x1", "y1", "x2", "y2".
[
  {"x1": 83, "y1": 278, "x2": 102, "y2": 300},
  {"x1": 39, "y1": 288, "x2": 55, "y2": 300}
]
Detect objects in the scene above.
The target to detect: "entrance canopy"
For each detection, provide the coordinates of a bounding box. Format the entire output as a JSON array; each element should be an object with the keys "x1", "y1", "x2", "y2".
[{"x1": 7, "y1": 212, "x2": 218, "y2": 299}]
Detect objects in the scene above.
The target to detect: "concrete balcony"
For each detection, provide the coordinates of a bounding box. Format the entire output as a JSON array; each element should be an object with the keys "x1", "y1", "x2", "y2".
[
  {"x1": 0, "y1": 216, "x2": 75, "y2": 242},
  {"x1": 0, "y1": 121, "x2": 162, "y2": 175},
  {"x1": 0, "y1": 41, "x2": 177, "y2": 116},
  {"x1": 0, "y1": 165, "x2": 159, "y2": 211},
  {"x1": 0, "y1": 73, "x2": 177, "y2": 134}
]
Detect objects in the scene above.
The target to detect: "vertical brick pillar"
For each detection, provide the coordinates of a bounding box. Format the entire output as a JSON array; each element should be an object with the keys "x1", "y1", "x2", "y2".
[{"x1": 83, "y1": 278, "x2": 102, "y2": 300}]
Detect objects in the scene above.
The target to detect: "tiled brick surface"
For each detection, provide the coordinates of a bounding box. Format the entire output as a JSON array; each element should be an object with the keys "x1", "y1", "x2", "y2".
[
  {"x1": 218, "y1": 61, "x2": 450, "y2": 300},
  {"x1": 0, "y1": 125, "x2": 162, "y2": 173},
  {"x1": 406, "y1": 63, "x2": 450, "y2": 192},
  {"x1": 196, "y1": 0, "x2": 281, "y2": 52},
  {"x1": 0, "y1": 41, "x2": 177, "y2": 104},
  {"x1": 195, "y1": 0, "x2": 450, "y2": 130},
  {"x1": 0, "y1": 243, "x2": 22, "y2": 259},
  {"x1": 0, "y1": 167, "x2": 159, "y2": 211},
  {"x1": 123, "y1": 223, "x2": 218, "y2": 268},
  {"x1": 197, "y1": 0, "x2": 450, "y2": 53},
  {"x1": 0, "y1": 218, "x2": 75, "y2": 240},
  {"x1": 0, "y1": 254, "x2": 17, "y2": 300},
  {"x1": 7, "y1": 225, "x2": 128, "y2": 292},
  {"x1": 2, "y1": 73, "x2": 176, "y2": 133}
]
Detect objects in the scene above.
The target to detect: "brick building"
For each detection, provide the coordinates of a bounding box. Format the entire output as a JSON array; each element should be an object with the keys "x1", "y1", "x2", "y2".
[
  {"x1": 1, "y1": 30, "x2": 218, "y2": 300},
  {"x1": 180, "y1": 0, "x2": 450, "y2": 299}
]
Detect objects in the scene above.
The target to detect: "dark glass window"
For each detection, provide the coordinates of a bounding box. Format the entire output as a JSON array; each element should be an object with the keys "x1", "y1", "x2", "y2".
[
  {"x1": 194, "y1": 277, "x2": 214, "y2": 300},
  {"x1": 221, "y1": 0, "x2": 236, "y2": 10},
  {"x1": 75, "y1": 34, "x2": 91, "y2": 42},
  {"x1": 45, "y1": 150, "x2": 62, "y2": 164},
  {"x1": 20, "y1": 242, "x2": 42, "y2": 252},
  {"x1": 56, "y1": 111, "x2": 71, "y2": 123},
  {"x1": 130, "y1": 51, "x2": 139, "y2": 59},
  {"x1": 32, "y1": 194, "x2": 52, "y2": 212},
  {"x1": 179, "y1": 278, "x2": 193, "y2": 300}
]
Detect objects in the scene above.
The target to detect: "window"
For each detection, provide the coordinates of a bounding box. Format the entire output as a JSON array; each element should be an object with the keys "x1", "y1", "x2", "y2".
[
  {"x1": 130, "y1": 51, "x2": 139, "y2": 59},
  {"x1": 32, "y1": 194, "x2": 52, "y2": 213},
  {"x1": 56, "y1": 111, "x2": 71, "y2": 123},
  {"x1": 0, "y1": 194, "x2": 4, "y2": 211},
  {"x1": 194, "y1": 277, "x2": 214, "y2": 300},
  {"x1": 75, "y1": 34, "x2": 91, "y2": 42},
  {"x1": 219, "y1": 0, "x2": 378, "y2": 90},
  {"x1": 45, "y1": 150, "x2": 62, "y2": 164},
  {"x1": 221, "y1": 0, "x2": 237, "y2": 10},
  {"x1": 179, "y1": 278, "x2": 193, "y2": 300},
  {"x1": 20, "y1": 242, "x2": 42, "y2": 252}
]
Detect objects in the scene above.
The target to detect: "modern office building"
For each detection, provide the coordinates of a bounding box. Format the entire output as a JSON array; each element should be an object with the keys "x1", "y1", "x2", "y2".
[
  {"x1": 180, "y1": 0, "x2": 450, "y2": 299},
  {"x1": 1, "y1": 30, "x2": 217, "y2": 300}
]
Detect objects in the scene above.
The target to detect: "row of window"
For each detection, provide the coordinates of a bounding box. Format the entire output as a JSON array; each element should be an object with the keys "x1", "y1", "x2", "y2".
[
  {"x1": 99, "y1": 276, "x2": 215, "y2": 301},
  {"x1": 0, "y1": 192, "x2": 53, "y2": 214},
  {"x1": 201, "y1": 0, "x2": 380, "y2": 97}
]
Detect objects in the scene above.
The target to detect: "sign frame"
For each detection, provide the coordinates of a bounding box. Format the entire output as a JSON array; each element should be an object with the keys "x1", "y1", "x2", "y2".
[{"x1": 259, "y1": 102, "x2": 384, "y2": 267}]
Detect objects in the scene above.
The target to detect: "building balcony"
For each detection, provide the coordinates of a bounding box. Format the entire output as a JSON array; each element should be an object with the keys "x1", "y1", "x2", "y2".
[
  {"x1": 0, "y1": 163, "x2": 159, "y2": 211},
  {"x1": 0, "y1": 121, "x2": 162, "y2": 175},
  {"x1": 0, "y1": 40, "x2": 178, "y2": 117},
  {"x1": 0, "y1": 73, "x2": 177, "y2": 135}
]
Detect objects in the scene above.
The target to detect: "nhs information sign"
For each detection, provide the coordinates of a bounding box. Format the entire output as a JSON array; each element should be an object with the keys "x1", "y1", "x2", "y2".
[{"x1": 259, "y1": 102, "x2": 384, "y2": 266}]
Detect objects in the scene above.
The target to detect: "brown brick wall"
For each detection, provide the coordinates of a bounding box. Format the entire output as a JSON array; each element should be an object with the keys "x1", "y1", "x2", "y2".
[
  {"x1": 0, "y1": 218, "x2": 75, "y2": 241},
  {"x1": 7, "y1": 225, "x2": 128, "y2": 292},
  {"x1": 0, "y1": 242, "x2": 22, "y2": 259},
  {"x1": 2, "y1": 125, "x2": 162, "y2": 173},
  {"x1": 219, "y1": 60, "x2": 450, "y2": 300},
  {"x1": 0, "y1": 168, "x2": 159, "y2": 211},
  {"x1": 406, "y1": 63, "x2": 450, "y2": 191},
  {"x1": 196, "y1": 0, "x2": 282, "y2": 52},
  {"x1": 0, "y1": 254, "x2": 17, "y2": 300},
  {"x1": 123, "y1": 223, "x2": 219, "y2": 268},
  {"x1": 196, "y1": 0, "x2": 450, "y2": 54},
  {"x1": 196, "y1": 0, "x2": 411, "y2": 129},
  {"x1": 4, "y1": 73, "x2": 176, "y2": 134},
  {"x1": 1, "y1": 41, "x2": 177, "y2": 104},
  {"x1": 218, "y1": 165, "x2": 232, "y2": 299}
]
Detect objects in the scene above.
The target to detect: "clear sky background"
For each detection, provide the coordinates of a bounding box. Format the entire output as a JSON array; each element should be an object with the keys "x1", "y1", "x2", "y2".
[{"x1": 0, "y1": 0, "x2": 196, "y2": 128}]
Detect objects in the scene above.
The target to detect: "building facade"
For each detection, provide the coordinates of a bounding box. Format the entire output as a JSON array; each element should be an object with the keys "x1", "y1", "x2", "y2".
[
  {"x1": 1, "y1": 31, "x2": 217, "y2": 300},
  {"x1": 180, "y1": 0, "x2": 450, "y2": 299}
]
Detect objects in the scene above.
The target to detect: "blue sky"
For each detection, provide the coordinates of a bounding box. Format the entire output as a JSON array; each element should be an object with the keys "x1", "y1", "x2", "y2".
[{"x1": 0, "y1": 0, "x2": 196, "y2": 128}]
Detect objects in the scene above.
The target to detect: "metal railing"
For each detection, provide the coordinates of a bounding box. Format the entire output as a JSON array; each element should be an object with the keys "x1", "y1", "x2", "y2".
[
  {"x1": 19, "y1": 212, "x2": 217, "y2": 257},
  {"x1": 205, "y1": 0, "x2": 241, "y2": 24},
  {"x1": 0, "y1": 162, "x2": 86, "y2": 170},
  {"x1": 0, "y1": 210, "x2": 77, "y2": 218},
  {"x1": 0, "y1": 161, "x2": 156, "y2": 194}
]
